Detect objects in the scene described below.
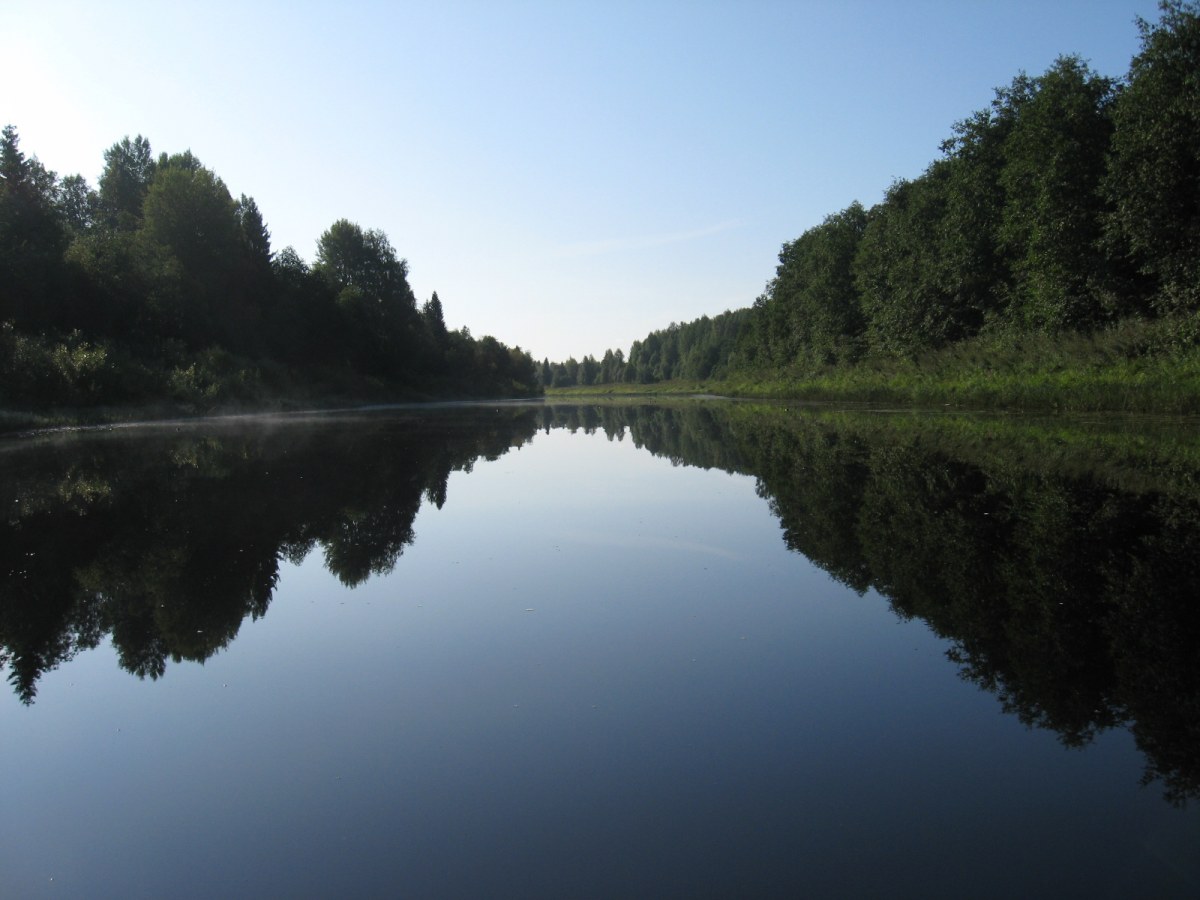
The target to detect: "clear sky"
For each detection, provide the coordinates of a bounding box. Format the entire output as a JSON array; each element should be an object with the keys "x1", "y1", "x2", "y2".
[{"x1": 3, "y1": 0, "x2": 1163, "y2": 362}]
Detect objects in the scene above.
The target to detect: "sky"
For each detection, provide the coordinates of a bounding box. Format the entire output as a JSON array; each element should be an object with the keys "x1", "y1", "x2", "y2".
[{"x1": 3, "y1": 0, "x2": 1164, "y2": 363}]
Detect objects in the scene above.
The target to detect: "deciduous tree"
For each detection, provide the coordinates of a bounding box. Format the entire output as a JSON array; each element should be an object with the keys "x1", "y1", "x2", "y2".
[
  {"x1": 99, "y1": 135, "x2": 155, "y2": 230},
  {"x1": 1105, "y1": 0, "x2": 1200, "y2": 310}
]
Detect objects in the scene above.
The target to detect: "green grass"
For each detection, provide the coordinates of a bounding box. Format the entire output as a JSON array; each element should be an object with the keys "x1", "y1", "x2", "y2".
[{"x1": 551, "y1": 315, "x2": 1200, "y2": 413}]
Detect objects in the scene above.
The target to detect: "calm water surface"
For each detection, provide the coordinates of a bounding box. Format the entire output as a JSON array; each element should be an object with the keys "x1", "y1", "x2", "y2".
[{"x1": 1, "y1": 402, "x2": 1198, "y2": 897}]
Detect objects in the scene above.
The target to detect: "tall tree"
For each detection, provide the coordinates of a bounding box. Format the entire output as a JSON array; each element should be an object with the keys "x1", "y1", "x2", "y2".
[
  {"x1": 1105, "y1": 0, "x2": 1200, "y2": 312},
  {"x1": 853, "y1": 168, "x2": 963, "y2": 356},
  {"x1": 234, "y1": 194, "x2": 272, "y2": 267},
  {"x1": 999, "y1": 57, "x2": 1119, "y2": 329},
  {"x1": 315, "y1": 219, "x2": 414, "y2": 311},
  {"x1": 266, "y1": 245, "x2": 340, "y2": 366},
  {"x1": 138, "y1": 160, "x2": 241, "y2": 344},
  {"x1": 98, "y1": 135, "x2": 155, "y2": 230},
  {"x1": 56, "y1": 173, "x2": 99, "y2": 236},
  {"x1": 0, "y1": 125, "x2": 66, "y2": 328},
  {"x1": 315, "y1": 219, "x2": 418, "y2": 375},
  {"x1": 936, "y1": 90, "x2": 1015, "y2": 334},
  {"x1": 579, "y1": 354, "x2": 598, "y2": 386},
  {"x1": 758, "y1": 202, "x2": 868, "y2": 367},
  {"x1": 422, "y1": 290, "x2": 447, "y2": 339}
]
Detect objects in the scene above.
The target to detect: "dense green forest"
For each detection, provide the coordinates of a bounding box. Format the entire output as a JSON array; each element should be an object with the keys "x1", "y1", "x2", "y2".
[
  {"x1": 4, "y1": 3, "x2": 1198, "y2": 414},
  {"x1": 0, "y1": 131, "x2": 540, "y2": 418},
  {"x1": 543, "y1": 2, "x2": 1200, "y2": 399}
]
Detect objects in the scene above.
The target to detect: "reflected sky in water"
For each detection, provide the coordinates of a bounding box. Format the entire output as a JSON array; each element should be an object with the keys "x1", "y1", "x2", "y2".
[{"x1": 2, "y1": 408, "x2": 1198, "y2": 897}]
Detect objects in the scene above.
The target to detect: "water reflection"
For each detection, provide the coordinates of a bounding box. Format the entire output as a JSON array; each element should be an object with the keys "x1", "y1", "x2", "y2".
[
  {"x1": 2, "y1": 401, "x2": 1198, "y2": 807},
  {"x1": 0, "y1": 407, "x2": 539, "y2": 703},
  {"x1": 546, "y1": 402, "x2": 1200, "y2": 807}
]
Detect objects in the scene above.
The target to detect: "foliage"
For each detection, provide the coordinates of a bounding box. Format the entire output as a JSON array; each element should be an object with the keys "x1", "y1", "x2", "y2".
[
  {"x1": 1104, "y1": 0, "x2": 1200, "y2": 312},
  {"x1": 541, "y1": 308, "x2": 751, "y2": 388},
  {"x1": 0, "y1": 125, "x2": 67, "y2": 330},
  {"x1": 998, "y1": 57, "x2": 1121, "y2": 329},
  {"x1": 552, "y1": 314, "x2": 1200, "y2": 414},
  {"x1": 557, "y1": 3, "x2": 1200, "y2": 404},
  {"x1": 138, "y1": 158, "x2": 242, "y2": 346},
  {"x1": 98, "y1": 134, "x2": 154, "y2": 230},
  {"x1": 0, "y1": 128, "x2": 540, "y2": 418},
  {"x1": 853, "y1": 167, "x2": 968, "y2": 356},
  {"x1": 752, "y1": 203, "x2": 867, "y2": 366}
]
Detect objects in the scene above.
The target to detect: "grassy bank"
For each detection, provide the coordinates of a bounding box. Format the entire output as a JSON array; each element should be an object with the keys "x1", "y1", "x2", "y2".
[{"x1": 551, "y1": 316, "x2": 1200, "y2": 413}]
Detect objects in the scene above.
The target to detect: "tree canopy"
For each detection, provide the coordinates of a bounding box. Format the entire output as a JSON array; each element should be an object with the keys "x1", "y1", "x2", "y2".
[
  {"x1": 0, "y1": 132, "x2": 540, "y2": 411},
  {"x1": 550, "y1": 2, "x2": 1200, "y2": 384}
]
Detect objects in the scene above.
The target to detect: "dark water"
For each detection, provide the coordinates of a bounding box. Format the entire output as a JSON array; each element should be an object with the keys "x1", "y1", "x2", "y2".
[{"x1": 2, "y1": 402, "x2": 1198, "y2": 898}]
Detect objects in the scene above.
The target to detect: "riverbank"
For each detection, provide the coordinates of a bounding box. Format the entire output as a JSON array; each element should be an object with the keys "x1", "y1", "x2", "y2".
[
  {"x1": 550, "y1": 316, "x2": 1200, "y2": 414},
  {"x1": 0, "y1": 328, "x2": 543, "y2": 435}
]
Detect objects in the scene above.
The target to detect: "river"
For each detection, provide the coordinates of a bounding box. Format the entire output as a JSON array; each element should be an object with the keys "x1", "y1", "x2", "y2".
[{"x1": 2, "y1": 400, "x2": 1197, "y2": 897}]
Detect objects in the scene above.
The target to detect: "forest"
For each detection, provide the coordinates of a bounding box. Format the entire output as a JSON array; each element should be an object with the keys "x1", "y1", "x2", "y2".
[
  {"x1": 0, "y1": 131, "x2": 541, "y2": 417},
  {"x1": 542, "y1": 2, "x2": 1200, "y2": 401},
  {"x1": 3, "y1": 3, "x2": 1198, "y2": 415}
]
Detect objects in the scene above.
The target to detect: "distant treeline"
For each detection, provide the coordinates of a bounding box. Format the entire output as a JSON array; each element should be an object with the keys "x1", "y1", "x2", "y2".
[
  {"x1": 0, "y1": 133, "x2": 540, "y2": 412},
  {"x1": 539, "y1": 308, "x2": 752, "y2": 387},
  {"x1": 543, "y1": 2, "x2": 1200, "y2": 387}
]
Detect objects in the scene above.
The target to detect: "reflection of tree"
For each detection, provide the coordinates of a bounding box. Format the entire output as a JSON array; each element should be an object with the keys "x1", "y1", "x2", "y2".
[
  {"x1": 322, "y1": 500, "x2": 419, "y2": 587},
  {"x1": 4, "y1": 401, "x2": 1198, "y2": 804},
  {"x1": 540, "y1": 402, "x2": 1200, "y2": 805},
  {"x1": 0, "y1": 488, "x2": 107, "y2": 704},
  {"x1": 853, "y1": 447, "x2": 1125, "y2": 747},
  {"x1": 0, "y1": 408, "x2": 539, "y2": 702}
]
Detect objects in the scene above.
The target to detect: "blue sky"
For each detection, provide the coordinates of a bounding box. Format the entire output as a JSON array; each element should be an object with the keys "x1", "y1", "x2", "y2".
[{"x1": 4, "y1": 1, "x2": 1162, "y2": 362}]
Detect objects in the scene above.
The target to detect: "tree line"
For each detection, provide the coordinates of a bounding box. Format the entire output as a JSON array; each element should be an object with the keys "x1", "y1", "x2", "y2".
[
  {"x1": 544, "y1": 1, "x2": 1200, "y2": 385},
  {"x1": 539, "y1": 308, "x2": 752, "y2": 387},
  {"x1": 0, "y1": 132, "x2": 540, "y2": 411}
]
